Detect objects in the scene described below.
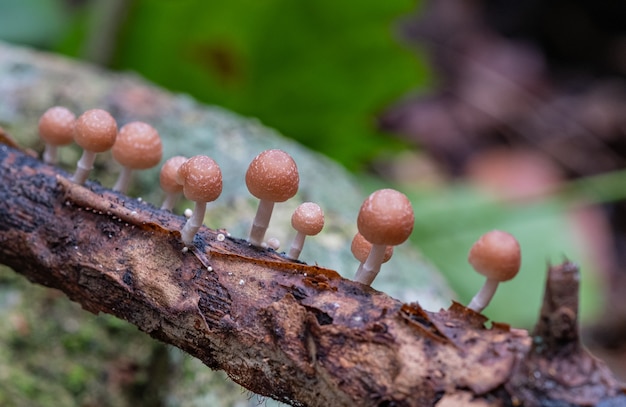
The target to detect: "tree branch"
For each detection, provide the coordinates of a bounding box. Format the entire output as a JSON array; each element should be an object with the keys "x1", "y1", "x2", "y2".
[{"x1": 0, "y1": 136, "x2": 624, "y2": 406}]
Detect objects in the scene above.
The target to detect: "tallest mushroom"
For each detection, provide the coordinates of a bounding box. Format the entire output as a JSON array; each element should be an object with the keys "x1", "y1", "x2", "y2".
[
  {"x1": 354, "y1": 189, "x2": 414, "y2": 285},
  {"x1": 245, "y1": 149, "x2": 299, "y2": 246}
]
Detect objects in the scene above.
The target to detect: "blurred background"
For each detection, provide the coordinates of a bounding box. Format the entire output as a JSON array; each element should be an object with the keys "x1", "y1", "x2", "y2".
[{"x1": 1, "y1": 0, "x2": 626, "y2": 405}]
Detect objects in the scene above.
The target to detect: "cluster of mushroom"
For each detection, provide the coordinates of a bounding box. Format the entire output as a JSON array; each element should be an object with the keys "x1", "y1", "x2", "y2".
[
  {"x1": 39, "y1": 106, "x2": 163, "y2": 192},
  {"x1": 156, "y1": 148, "x2": 325, "y2": 257},
  {"x1": 39, "y1": 108, "x2": 325, "y2": 258},
  {"x1": 38, "y1": 106, "x2": 522, "y2": 314}
]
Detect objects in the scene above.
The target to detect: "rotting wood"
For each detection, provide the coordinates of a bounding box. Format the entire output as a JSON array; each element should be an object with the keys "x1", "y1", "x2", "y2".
[{"x1": 0, "y1": 142, "x2": 624, "y2": 406}]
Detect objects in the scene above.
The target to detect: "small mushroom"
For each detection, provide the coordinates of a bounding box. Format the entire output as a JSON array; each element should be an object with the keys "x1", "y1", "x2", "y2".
[
  {"x1": 351, "y1": 232, "x2": 393, "y2": 279},
  {"x1": 71, "y1": 109, "x2": 118, "y2": 184},
  {"x1": 111, "y1": 121, "x2": 163, "y2": 193},
  {"x1": 466, "y1": 230, "x2": 521, "y2": 312},
  {"x1": 176, "y1": 155, "x2": 223, "y2": 246},
  {"x1": 354, "y1": 189, "x2": 414, "y2": 285},
  {"x1": 266, "y1": 237, "x2": 281, "y2": 251},
  {"x1": 288, "y1": 202, "x2": 324, "y2": 260},
  {"x1": 245, "y1": 149, "x2": 299, "y2": 246},
  {"x1": 159, "y1": 155, "x2": 187, "y2": 210},
  {"x1": 38, "y1": 106, "x2": 76, "y2": 164}
]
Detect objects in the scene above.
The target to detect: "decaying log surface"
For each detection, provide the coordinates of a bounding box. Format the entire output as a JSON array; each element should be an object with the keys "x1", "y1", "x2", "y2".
[{"x1": 0, "y1": 142, "x2": 624, "y2": 406}]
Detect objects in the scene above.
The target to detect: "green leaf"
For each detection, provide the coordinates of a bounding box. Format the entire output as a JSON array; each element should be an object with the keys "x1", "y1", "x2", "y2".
[
  {"x1": 406, "y1": 185, "x2": 604, "y2": 327},
  {"x1": 106, "y1": 0, "x2": 427, "y2": 170}
]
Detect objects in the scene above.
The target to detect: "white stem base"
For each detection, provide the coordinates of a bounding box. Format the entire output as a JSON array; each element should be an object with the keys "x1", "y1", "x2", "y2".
[
  {"x1": 467, "y1": 279, "x2": 499, "y2": 313},
  {"x1": 43, "y1": 145, "x2": 58, "y2": 165},
  {"x1": 249, "y1": 199, "x2": 274, "y2": 246},
  {"x1": 181, "y1": 201, "x2": 206, "y2": 246},
  {"x1": 72, "y1": 150, "x2": 97, "y2": 184},
  {"x1": 161, "y1": 192, "x2": 180, "y2": 211},
  {"x1": 354, "y1": 244, "x2": 386, "y2": 285},
  {"x1": 287, "y1": 232, "x2": 306, "y2": 259},
  {"x1": 113, "y1": 167, "x2": 133, "y2": 193}
]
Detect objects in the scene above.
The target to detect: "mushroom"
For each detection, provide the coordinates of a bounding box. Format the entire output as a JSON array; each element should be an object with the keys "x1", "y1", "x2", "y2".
[
  {"x1": 38, "y1": 106, "x2": 76, "y2": 164},
  {"x1": 111, "y1": 121, "x2": 163, "y2": 193},
  {"x1": 354, "y1": 189, "x2": 414, "y2": 285},
  {"x1": 287, "y1": 202, "x2": 324, "y2": 260},
  {"x1": 266, "y1": 237, "x2": 281, "y2": 251},
  {"x1": 466, "y1": 230, "x2": 521, "y2": 313},
  {"x1": 352, "y1": 232, "x2": 393, "y2": 279},
  {"x1": 159, "y1": 155, "x2": 187, "y2": 210},
  {"x1": 71, "y1": 109, "x2": 118, "y2": 184},
  {"x1": 245, "y1": 149, "x2": 299, "y2": 246},
  {"x1": 176, "y1": 155, "x2": 223, "y2": 246}
]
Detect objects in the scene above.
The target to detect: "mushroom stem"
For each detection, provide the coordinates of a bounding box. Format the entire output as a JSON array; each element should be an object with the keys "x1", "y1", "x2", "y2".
[
  {"x1": 43, "y1": 145, "x2": 59, "y2": 165},
  {"x1": 249, "y1": 199, "x2": 274, "y2": 246},
  {"x1": 354, "y1": 244, "x2": 387, "y2": 285},
  {"x1": 467, "y1": 278, "x2": 499, "y2": 313},
  {"x1": 287, "y1": 232, "x2": 306, "y2": 259},
  {"x1": 181, "y1": 201, "x2": 207, "y2": 246},
  {"x1": 72, "y1": 150, "x2": 97, "y2": 184},
  {"x1": 113, "y1": 167, "x2": 133, "y2": 193},
  {"x1": 161, "y1": 192, "x2": 181, "y2": 211}
]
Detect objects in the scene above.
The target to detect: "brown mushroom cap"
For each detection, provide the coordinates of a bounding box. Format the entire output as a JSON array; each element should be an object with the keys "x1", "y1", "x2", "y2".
[
  {"x1": 245, "y1": 149, "x2": 299, "y2": 202},
  {"x1": 351, "y1": 232, "x2": 393, "y2": 263},
  {"x1": 291, "y1": 202, "x2": 324, "y2": 236},
  {"x1": 74, "y1": 109, "x2": 118, "y2": 152},
  {"x1": 160, "y1": 156, "x2": 187, "y2": 194},
  {"x1": 357, "y1": 189, "x2": 414, "y2": 246},
  {"x1": 468, "y1": 230, "x2": 521, "y2": 282},
  {"x1": 112, "y1": 122, "x2": 163, "y2": 169},
  {"x1": 176, "y1": 155, "x2": 223, "y2": 202},
  {"x1": 38, "y1": 106, "x2": 76, "y2": 146}
]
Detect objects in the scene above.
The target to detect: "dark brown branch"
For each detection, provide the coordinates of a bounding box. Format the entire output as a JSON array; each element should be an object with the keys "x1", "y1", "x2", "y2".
[{"x1": 0, "y1": 143, "x2": 623, "y2": 406}]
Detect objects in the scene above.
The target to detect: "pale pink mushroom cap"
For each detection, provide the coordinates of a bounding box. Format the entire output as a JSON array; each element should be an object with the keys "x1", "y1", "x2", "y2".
[
  {"x1": 357, "y1": 189, "x2": 414, "y2": 246},
  {"x1": 160, "y1": 156, "x2": 187, "y2": 194},
  {"x1": 287, "y1": 202, "x2": 324, "y2": 259},
  {"x1": 74, "y1": 109, "x2": 118, "y2": 152},
  {"x1": 468, "y1": 230, "x2": 521, "y2": 282},
  {"x1": 351, "y1": 232, "x2": 393, "y2": 264},
  {"x1": 38, "y1": 106, "x2": 76, "y2": 146},
  {"x1": 291, "y1": 202, "x2": 324, "y2": 236},
  {"x1": 112, "y1": 121, "x2": 163, "y2": 170},
  {"x1": 176, "y1": 155, "x2": 223, "y2": 203},
  {"x1": 245, "y1": 149, "x2": 299, "y2": 202}
]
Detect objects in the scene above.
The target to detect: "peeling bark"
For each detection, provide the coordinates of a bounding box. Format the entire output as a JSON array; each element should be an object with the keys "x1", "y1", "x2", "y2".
[{"x1": 0, "y1": 142, "x2": 624, "y2": 406}]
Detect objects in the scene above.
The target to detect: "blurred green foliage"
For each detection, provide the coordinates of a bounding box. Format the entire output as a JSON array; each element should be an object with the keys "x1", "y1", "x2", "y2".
[
  {"x1": 0, "y1": 0, "x2": 70, "y2": 47},
  {"x1": 53, "y1": 0, "x2": 426, "y2": 170},
  {"x1": 406, "y1": 184, "x2": 604, "y2": 325}
]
